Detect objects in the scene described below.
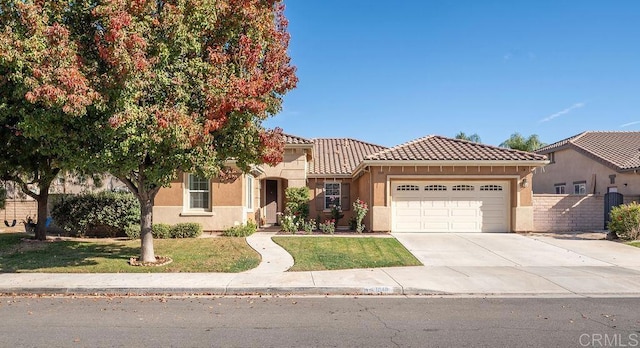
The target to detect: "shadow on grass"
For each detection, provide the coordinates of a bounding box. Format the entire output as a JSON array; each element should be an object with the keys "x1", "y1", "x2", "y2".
[{"x1": 0, "y1": 233, "x2": 138, "y2": 273}]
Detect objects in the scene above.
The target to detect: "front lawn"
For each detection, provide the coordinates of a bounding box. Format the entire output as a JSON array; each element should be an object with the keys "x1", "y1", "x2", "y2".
[
  {"x1": 627, "y1": 241, "x2": 640, "y2": 248},
  {"x1": 272, "y1": 236, "x2": 422, "y2": 271},
  {"x1": 0, "y1": 233, "x2": 260, "y2": 273}
]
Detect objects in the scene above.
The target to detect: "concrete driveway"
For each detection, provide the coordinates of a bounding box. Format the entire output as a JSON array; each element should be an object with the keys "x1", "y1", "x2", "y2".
[{"x1": 389, "y1": 233, "x2": 640, "y2": 295}]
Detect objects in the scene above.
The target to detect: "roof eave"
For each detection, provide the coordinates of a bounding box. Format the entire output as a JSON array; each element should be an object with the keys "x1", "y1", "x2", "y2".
[
  {"x1": 352, "y1": 159, "x2": 550, "y2": 178},
  {"x1": 308, "y1": 173, "x2": 352, "y2": 179}
]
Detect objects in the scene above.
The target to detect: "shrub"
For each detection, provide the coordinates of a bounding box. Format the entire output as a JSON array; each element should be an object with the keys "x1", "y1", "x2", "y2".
[
  {"x1": 284, "y1": 187, "x2": 310, "y2": 225},
  {"x1": 280, "y1": 214, "x2": 298, "y2": 233},
  {"x1": 152, "y1": 223, "x2": 172, "y2": 239},
  {"x1": 353, "y1": 198, "x2": 369, "y2": 233},
  {"x1": 318, "y1": 219, "x2": 335, "y2": 234},
  {"x1": 170, "y1": 222, "x2": 203, "y2": 238},
  {"x1": 608, "y1": 202, "x2": 640, "y2": 240},
  {"x1": 222, "y1": 221, "x2": 257, "y2": 237},
  {"x1": 330, "y1": 202, "x2": 344, "y2": 225},
  {"x1": 50, "y1": 192, "x2": 140, "y2": 237},
  {"x1": 125, "y1": 224, "x2": 141, "y2": 240},
  {"x1": 301, "y1": 219, "x2": 316, "y2": 234}
]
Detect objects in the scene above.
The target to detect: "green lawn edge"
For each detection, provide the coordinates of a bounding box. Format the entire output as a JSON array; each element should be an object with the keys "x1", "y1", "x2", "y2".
[
  {"x1": 273, "y1": 236, "x2": 422, "y2": 272},
  {"x1": 0, "y1": 233, "x2": 260, "y2": 273}
]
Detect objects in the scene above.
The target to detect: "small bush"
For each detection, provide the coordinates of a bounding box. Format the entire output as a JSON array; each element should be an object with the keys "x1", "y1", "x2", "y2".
[
  {"x1": 608, "y1": 202, "x2": 640, "y2": 240},
  {"x1": 280, "y1": 214, "x2": 298, "y2": 233},
  {"x1": 301, "y1": 219, "x2": 316, "y2": 234},
  {"x1": 170, "y1": 222, "x2": 203, "y2": 238},
  {"x1": 50, "y1": 192, "x2": 140, "y2": 237},
  {"x1": 125, "y1": 224, "x2": 141, "y2": 240},
  {"x1": 318, "y1": 219, "x2": 335, "y2": 234},
  {"x1": 284, "y1": 187, "x2": 310, "y2": 223},
  {"x1": 152, "y1": 223, "x2": 172, "y2": 239},
  {"x1": 222, "y1": 221, "x2": 257, "y2": 237}
]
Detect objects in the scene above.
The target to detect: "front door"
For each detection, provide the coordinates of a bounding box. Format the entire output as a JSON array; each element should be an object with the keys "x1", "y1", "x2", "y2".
[{"x1": 265, "y1": 180, "x2": 278, "y2": 225}]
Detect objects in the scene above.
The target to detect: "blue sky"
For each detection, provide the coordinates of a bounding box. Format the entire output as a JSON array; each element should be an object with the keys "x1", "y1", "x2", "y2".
[{"x1": 264, "y1": 1, "x2": 640, "y2": 148}]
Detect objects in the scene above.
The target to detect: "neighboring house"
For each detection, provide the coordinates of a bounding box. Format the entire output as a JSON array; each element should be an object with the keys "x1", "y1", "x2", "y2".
[
  {"x1": 533, "y1": 131, "x2": 640, "y2": 196},
  {"x1": 153, "y1": 134, "x2": 548, "y2": 233}
]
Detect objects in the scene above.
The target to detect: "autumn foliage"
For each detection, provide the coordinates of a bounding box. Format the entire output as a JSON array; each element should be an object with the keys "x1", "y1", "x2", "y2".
[{"x1": 0, "y1": 0, "x2": 297, "y2": 257}]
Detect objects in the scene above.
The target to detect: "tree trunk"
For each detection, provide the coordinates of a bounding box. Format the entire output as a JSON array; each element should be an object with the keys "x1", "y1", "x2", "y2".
[
  {"x1": 139, "y1": 196, "x2": 156, "y2": 263},
  {"x1": 34, "y1": 191, "x2": 49, "y2": 240}
]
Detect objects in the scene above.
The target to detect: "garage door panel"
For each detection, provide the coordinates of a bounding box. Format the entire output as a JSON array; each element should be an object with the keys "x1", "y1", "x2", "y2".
[{"x1": 392, "y1": 181, "x2": 510, "y2": 233}]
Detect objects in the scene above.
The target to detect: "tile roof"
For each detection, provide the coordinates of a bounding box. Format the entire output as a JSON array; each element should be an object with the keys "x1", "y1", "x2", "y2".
[
  {"x1": 284, "y1": 133, "x2": 313, "y2": 145},
  {"x1": 536, "y1": 131, "x2": 640, "y2": 171},
  {"x1": 365, "y1": 135, "x2": 547, "y2": 162},
  {"x1": 309, "y1": 138, "x2": 387, "y2": 175}
]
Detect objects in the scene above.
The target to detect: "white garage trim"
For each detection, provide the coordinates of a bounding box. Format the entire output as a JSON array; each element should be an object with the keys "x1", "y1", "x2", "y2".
[{"x1": 390, "y1": 178, "x2": 512, "y2": 233}]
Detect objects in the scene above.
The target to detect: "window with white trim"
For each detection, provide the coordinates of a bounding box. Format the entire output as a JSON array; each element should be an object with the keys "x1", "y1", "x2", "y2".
[
  {"x1": 246, "y1": 175, "x2": 254, "y2": 210},
  {"x1": 397, "y1": 184, "x2": 420, "y2": 191},
  {"x1": 573, "y1": 182, "x2": 586, "y2": 195},
  {"x1": 324, "y1": 182, "x2": 341, "y2": 209},
  {"x1": 554, "y1": 184, "x2": 566, "y2": 194},
  {"x1": 188, "y1": 174, "x2": 210, "y2": 210}
]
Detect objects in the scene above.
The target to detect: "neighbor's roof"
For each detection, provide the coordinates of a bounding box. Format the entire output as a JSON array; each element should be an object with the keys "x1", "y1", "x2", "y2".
[
  {"x1": 309, "y1": 138, "x2": 387, "y2": 176},
  {"x1": 365, "y1": 135, "x2": 547, "y2": 162},
  {"x1": 536, "y1": 131, "x2": 640, "y2": 171},
  {"x1": 284, "y1": 133, "x2": 313, "y2": 145}
]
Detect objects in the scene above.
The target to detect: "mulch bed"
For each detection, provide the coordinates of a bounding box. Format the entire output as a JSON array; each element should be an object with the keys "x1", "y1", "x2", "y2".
[{"x1": 128, "y1": 256, "x2": 173, "y2": 267}]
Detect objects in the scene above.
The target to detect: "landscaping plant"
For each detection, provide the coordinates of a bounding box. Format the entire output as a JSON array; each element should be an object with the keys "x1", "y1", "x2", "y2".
[
  {"x1": 50, "y1": 192, "x2": 140, "y2": 237},
  {"x1": 319, "y1": 219, "x2": 335, "y2": 234},
  {"x1": 280, "y1": 214, "x2": 298, "y2": 234},
  {"x1": 608, "y1": 202, "x2": 640, "y2": 240},
  {"x1": 301, "y1": 219, "x2": 316, "y2": 234},
  {"x1": 222, "y1": 221, "x2": 258, "y2": 237},
  {"x1": 352, "y1": 198, "x2": 369, "y2": 233}
]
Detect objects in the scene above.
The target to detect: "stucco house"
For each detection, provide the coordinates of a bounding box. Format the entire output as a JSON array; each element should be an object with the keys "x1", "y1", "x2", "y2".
[
  {"x1": 533, "y1": 131, "x2": 640, "y2": 196},
  {"x1": 153, "y1": 134, "x2": 548, "y2": 233}
]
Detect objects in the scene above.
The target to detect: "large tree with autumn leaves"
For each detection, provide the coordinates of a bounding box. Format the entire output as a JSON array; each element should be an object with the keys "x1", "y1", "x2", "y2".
[{"x1": 0, "y1": 0, "x2": 297, "y2": 261}]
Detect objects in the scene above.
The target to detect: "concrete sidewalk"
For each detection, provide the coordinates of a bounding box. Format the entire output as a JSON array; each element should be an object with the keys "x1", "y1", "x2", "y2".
[{"x1": 1, "y1": 232, "x2": 640, "y2": 297}]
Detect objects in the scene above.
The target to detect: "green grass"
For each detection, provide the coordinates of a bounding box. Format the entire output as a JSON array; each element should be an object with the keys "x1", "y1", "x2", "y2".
[
  {"x1": 272, "y1": 236, "x2": 422, "y2": 271},
  {"x1": 0, "y1": 233, "x2": 260, "y2": 273},
  {"x1": 627, "y1": 241, "x2": 640, "y2": 248}
]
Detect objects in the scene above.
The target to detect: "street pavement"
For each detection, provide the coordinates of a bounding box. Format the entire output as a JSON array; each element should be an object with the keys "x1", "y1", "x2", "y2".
[{"x1": 1, "y1": 232, "x2": 640, "y2": 297}]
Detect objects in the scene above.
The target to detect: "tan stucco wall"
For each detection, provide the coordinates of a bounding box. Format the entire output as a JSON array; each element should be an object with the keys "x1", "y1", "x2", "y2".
[
  {"x1": 261, "y1": 148, "x2": 308, "y2": 187},
  {"x1": 153, "y1": 206, "x2": 245, "y2": 231},
  {"x1": 533, "y1": 148, "x2": 640, "y2": 196},
  {"x1": 154, "y1": 177, "x2": 183, "y2": 206},
  {"x1": 355, "y1": 171, "x2": 373, "y2": 231},
  {"x1": 212, "y1": 176, "x2": 242, "y2": 206}
]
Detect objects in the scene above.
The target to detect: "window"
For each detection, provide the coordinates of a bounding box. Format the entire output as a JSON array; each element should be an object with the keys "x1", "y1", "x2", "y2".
[
  {"x1": 324, "y1": 182, "x2": 341, "y2": 209},
  {"x1": 452, "y1": 185, "x2": 474, "y2": 191},
  {"x1": 547, "y1": 152, "x2": 555, "y2": 163},
  {"x1": 573, "y1": 181, "x2": 586, "y2": 195},
  {"x1": 188, "y1": 174, "x2": 210, "y2": 210},
  {"x1": 397, "y1": 184, "x2": 420, "y2": 191},
  {"x1": 425, "y1": 185, "x2": 447, "y2": 191},
  {"x1": 480, "y1": 185, "x2": 503, "y2": 191},
  {"x1": 246, "y1": 175, "x2": 254, "y2": 210},
  {"x1": 554, "y1": 184, "x2": 566, "y2": 194}
]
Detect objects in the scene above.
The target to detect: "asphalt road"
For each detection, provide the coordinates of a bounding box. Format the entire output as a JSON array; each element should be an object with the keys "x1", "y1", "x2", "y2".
[{"x1": 1, "y1": 296, "x2": 639, "y2": 347}]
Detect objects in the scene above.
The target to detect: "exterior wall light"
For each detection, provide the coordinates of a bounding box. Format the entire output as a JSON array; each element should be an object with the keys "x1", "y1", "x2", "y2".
[{"x1": 521, "y1": 178, "x2": 529, "y2": 188}]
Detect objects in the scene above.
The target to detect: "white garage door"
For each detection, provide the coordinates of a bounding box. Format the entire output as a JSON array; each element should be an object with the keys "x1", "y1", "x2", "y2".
[{"x1": 392, "y1": 181, "x2": 510, "y2": 233}]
